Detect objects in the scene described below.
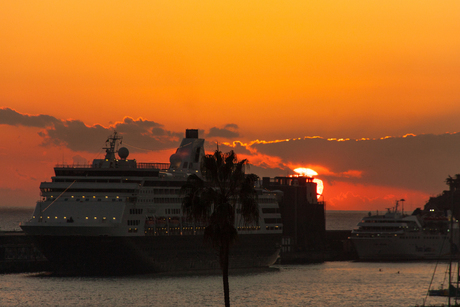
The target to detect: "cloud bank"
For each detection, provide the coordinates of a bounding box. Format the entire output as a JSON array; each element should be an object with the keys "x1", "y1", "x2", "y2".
[
  {"x1": 2, "y1": 107, "x2": 459, "y2": 210},
  {"x1": 243, "y1": 133, "x2": 460, "y2": 193},
  {"x1": 0, "y1": 108, "x2": 185, "y2": 152}
]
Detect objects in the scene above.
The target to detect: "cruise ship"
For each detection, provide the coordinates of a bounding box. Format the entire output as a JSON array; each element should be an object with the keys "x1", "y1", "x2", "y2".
[
  {"x1": 350, "y1": 201, "x2": 458, "y2": 261},
  {"x1": 20, "y1": 129, "x2": 282, "y2": 275}
]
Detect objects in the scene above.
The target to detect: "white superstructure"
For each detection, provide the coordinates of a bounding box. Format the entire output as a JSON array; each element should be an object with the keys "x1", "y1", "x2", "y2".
[
  {"x1": 350, "y1": 201, "x2": 458, "y2": 261},
  {"x1": 20, "y1": 129, "x2": 282, "y2": 275}
]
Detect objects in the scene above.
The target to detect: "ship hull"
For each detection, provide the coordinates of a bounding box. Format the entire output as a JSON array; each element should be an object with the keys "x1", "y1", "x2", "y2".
[
  {"x1": 24, "y1": 232, "x2": 281, "y2": 275},
  {"x1": 351, "y1": 235, "x2": 453, "y2": 261}
]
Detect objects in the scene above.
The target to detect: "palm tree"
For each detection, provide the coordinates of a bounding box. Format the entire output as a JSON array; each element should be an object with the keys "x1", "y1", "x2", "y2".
[
  {"x1": 446, "y1": 175, "x2": 456, "y2": 192},
  {"x1": 181, "y1": 150, "x2": 259, "y2": 307}
]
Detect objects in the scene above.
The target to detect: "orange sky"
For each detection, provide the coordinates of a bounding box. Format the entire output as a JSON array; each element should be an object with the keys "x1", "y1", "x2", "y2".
[{"x1": 1, "y1": 1, "x2": 460, "y2": 210}]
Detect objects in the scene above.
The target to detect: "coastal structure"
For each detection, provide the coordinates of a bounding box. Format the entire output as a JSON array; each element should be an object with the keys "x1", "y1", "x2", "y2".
[
  {"x1": 262, "y1": 176, "x2": 326, "y2": 263},
  {"x1": 20, "y1": 129, "x2": 282, "y2": 275}
]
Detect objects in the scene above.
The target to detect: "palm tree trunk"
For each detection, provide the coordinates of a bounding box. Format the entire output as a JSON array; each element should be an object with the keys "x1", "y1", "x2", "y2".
[{"x1": 220, "y1": 241, "x2": 230, "y2": 307}]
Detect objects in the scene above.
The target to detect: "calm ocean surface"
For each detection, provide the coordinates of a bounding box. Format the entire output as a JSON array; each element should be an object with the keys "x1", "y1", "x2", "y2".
[{"x1": 1, "y1": 208, "x2": 451, "y2": 306}]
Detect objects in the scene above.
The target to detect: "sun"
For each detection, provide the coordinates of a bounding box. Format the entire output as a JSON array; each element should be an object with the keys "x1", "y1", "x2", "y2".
[
  {"x1": 293, "y1": 167, "x2": 324, "y2": 199},
  {"x1": 293, "y1": 167, "x2": 318, "y2": 177},
  {"x1": 313, "y1": 178, "x2": 324, "y2": 199}
]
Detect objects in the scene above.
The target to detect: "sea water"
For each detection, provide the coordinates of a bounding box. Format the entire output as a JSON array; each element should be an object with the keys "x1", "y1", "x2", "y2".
[
  {"x1": 0, "y1": 207, "x2": 34, "y2": 231},
  {"x1": 0, "y1": 262, "x2": 452, "y2": 306},
  {"x1": 0, "y1": 208, "x2": 450, "y2": 306}
]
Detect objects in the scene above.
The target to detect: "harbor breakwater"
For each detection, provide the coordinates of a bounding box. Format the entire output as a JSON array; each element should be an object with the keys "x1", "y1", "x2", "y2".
[{"x1": 0, "y1": 230, "x2": 355, "y2": 274}]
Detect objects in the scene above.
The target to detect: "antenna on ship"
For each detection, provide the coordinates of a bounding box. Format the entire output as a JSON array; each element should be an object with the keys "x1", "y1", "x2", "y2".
[{"x1": 103, "y1": 131, "x2": 123, "y2": 161}]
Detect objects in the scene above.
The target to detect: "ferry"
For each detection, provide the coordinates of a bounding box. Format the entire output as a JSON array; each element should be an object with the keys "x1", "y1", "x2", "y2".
[
  {"x1": 350, "y1": 201, "x2": 458, "y2": 261},
  {"x1": 20, "y1": 129, "x2": 282, "y2": 275}
]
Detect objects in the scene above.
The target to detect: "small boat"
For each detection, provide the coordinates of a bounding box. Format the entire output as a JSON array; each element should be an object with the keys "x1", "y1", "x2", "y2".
[{"x1": 428, "y1": 284, "x2": 460, "y2": 297}]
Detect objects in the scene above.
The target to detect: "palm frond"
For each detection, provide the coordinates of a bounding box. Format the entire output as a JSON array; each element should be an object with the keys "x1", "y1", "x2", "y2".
[
  {"x1": 182, "y1": 149, "x2": 259, "y2": 248},
  {"x1": 238, "y1": 174, "x2": 260, "y2": 225}
]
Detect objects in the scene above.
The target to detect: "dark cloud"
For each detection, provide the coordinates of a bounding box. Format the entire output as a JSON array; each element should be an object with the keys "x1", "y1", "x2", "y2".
[
  {"x1": 0, "y1": 109, "x2": 184, "y2": 153},
  {"x1": 113, "y1": 117, "x2": 168, "y2": 136},
  {"x1": 249, "y1": 133, "x2": 460, "y2": 194},
  {"x1": 0, "y1": 107, "x2": 60, "y2": 127},
  {"x1": 4, "y1": 107, "x2": 459, "y2": 205},
  {"x1": 228, "y1": 141, "x2": 252, "y2": 155},
  {"x1": 206, "y1": 124, "x2": 239, "y2": 138},
  {"x1": 72, "y1": 155, "x2": 89, "y2": 165},
  {"x1": 39, "y1": 120, "x2": 108, "y2": 151},
  {"x1": 247, "y1": 164, "x2": 286, "y2": 178},
  {"x1": 224, "y1": 123, "x2": 238, "y2": 129},
  {"x1": 203, "y1": 140, "x2": 253, "y2": 158},
  {"x1": 39, "y1": 117, "x2": 183, "y2": 152}
]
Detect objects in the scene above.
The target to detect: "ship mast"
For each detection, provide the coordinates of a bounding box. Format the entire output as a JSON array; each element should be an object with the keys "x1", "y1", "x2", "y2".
[{"x1": 103, "y1": 131, "x2": 123, "y2": 163}]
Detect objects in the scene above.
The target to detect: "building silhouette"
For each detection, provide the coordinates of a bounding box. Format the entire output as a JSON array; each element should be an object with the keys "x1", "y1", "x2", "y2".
[{"x1": 262, "y1": 176, "x2": 326, "y2": 263}]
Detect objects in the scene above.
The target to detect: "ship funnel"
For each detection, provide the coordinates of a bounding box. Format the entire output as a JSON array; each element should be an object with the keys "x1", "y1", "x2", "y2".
[{"x1": 186, "y1": 129, "x2": 198, "y2": 139}]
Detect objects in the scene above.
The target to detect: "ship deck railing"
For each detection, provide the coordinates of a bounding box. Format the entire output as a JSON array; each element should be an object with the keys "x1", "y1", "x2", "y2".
[
  {"x1": 54, "y1": 162, "x2": 170, "y2": 170},
  {"x1": 137, "y1": 163, "x2": 170, "y2": 170},
  {"x1": 55, "y1": 163, "x2": 94, "y2": 168},
  {"x1": 351, "y1": 230, "x2": 405, "y2": 235}
]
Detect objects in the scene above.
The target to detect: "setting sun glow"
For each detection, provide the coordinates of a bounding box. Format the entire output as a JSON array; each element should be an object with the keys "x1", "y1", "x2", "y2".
[
  {"x1": 293, "y1": 168, "x2": 323, "y2": 199},
  {"x1": 294, "y1": 168, "x2": 318, "y2": 177},
  {"x1": 314, "y1": 179, "x2": 324, "y2": 199},
  {"x1": 1, "y1": 1, "x2": 459, "y2": 211}
]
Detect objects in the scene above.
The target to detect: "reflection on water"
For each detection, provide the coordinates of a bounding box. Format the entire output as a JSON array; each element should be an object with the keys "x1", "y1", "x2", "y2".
[{"x1": 0, "y1": 262, "x2": 454, "y2": 306}]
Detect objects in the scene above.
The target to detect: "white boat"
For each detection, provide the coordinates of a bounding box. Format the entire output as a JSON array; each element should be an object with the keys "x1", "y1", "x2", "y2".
[
  {"x1": 350, "y1": 200, "x2": 458, "y2": 261},
  {"x1": 20, "y1": 129, "x2": 282, "y2": 275}
]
